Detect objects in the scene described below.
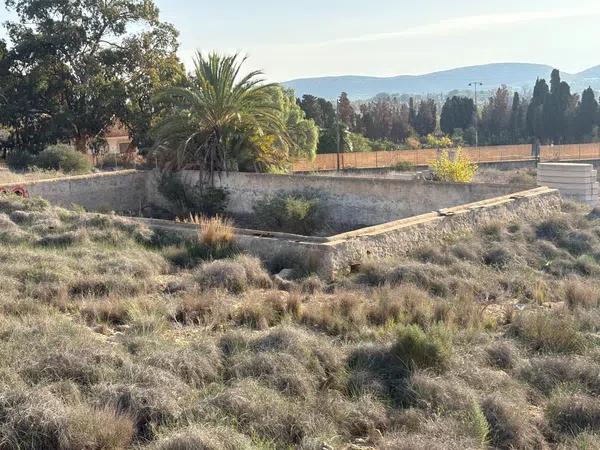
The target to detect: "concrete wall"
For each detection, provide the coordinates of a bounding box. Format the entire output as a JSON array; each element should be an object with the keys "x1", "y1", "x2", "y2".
[
  {"x1": 321, "y1": 187, "x2": 561, "y2": 277},
  {"x1": 134, "y1": 187, "x2": 561, "y2": 279},
  {"x1": 147, "y1": 171, "x2": 532, "y2": 229},
  {"x1": 0, "y1": 170, "x2": 147, "y2": 213}
]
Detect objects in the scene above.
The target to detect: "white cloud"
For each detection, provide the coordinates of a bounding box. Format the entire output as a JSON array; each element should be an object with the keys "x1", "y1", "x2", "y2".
[{"x1": 320, "y1": 7, "x2": 600, "y2": 46}]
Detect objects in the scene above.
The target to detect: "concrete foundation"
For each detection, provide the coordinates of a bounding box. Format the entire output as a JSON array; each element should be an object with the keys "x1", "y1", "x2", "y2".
[{"x1": 0, "y1": 170, "x2": 562, "y2": 279}]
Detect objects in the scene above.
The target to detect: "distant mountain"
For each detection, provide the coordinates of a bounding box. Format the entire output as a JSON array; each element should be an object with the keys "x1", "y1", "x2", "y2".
[{"x1": 283, "y1": 63, "x2": 600, "y2": 100}]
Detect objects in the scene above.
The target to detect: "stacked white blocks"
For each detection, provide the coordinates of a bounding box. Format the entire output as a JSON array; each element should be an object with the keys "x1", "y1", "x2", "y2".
[{"x1": 537, "y1": 163, "x2": 599, "y2": 207}]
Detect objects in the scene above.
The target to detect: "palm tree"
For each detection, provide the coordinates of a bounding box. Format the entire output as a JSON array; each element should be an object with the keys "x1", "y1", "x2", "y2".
[{"x1": 152, "y1": 52, "x2": 286, "y2": 185}]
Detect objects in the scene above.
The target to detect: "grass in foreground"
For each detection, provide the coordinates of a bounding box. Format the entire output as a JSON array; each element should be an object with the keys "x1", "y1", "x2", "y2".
[{"x1": 0, "y1": 194, "x2": 600, "y2": 449}]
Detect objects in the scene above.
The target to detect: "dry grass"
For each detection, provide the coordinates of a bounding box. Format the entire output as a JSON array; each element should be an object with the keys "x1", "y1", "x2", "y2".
[
  {"x1": 178, "y1": 214, "x2": 235, "y2": 247},
  {"x1": 1, "y1": 194, "x2": 600, "y2": 448},
  {"x1": 0, "y1": 167, "x2": 68, "y2": 184}
]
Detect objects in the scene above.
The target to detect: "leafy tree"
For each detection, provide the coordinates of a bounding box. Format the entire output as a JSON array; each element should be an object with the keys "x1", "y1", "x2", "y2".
[
  {"x1": 298, "y1": 95, "x2": 335, "y2": 130},
  {"x1": 337, "y1": 92, "x2": 355, "y2": 129},
  {"x1": 152, "y1": 52, "x2": 291, "y2": 183},
  {"x1": 120, "y1": 25, "x2": 187, "y2": 152},
  {"x1": 270, "y1": 87, "x2": 319, "y2": 160},
  {"x1": 480, "y1": 86, "x2": 512, "y2": 144},
  {"x1": 575, "y1": 87, "x2": 599, "y2": 141},
  {"x1": 440, "y1": 96, "x2": 475, "y2": 134},
  {"x1": 414, "y1": 99, "x2": 437, "y2": 136},
  {"x1": 1, "y1": 0, "x2": 181, "y2": 154}
]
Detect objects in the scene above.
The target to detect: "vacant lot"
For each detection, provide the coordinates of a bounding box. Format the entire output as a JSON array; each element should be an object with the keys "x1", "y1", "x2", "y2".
[{"x1": 0, "y1": 194, "x2": 599, "y2": 449}]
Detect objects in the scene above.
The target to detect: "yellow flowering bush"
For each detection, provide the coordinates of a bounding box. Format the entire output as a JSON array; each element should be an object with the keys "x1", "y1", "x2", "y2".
[{"x1": 430, "y1": 148, "x2": 478, "y2": 183}]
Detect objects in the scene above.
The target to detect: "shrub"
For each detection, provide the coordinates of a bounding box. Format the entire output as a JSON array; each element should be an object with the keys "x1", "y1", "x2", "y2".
[
  {"x1": 559, "y1": 230, "x2": 598, "y2": 256},
  {"x1": 195, "y1": 256, "x2": 271, "y2": 294},
  {"x1": 0, "y1": 389, "x2": 135, "y2": 450},
  {"x1": 208, "y1": 380, "x2": 311, "y2": 445},
  {"x1": 546, "y1": 393, "x2": 600, "y2": 435},
  {"x1": 252, "y1": 189, "x2": 327, "y2": 236},
  {"x1": 429, "y1": 148, "x2": 478, "y2": 183},
  {"x1": 151, "y1": 425, "x2": 253, "y2": 450},
  {"x1": 481, "y1": 396, "x2": 544, "y2": 450},
  {"x1": 565, "y1": 279, "x2": 600, "y2": 310},
  {"x1": 177, "y1": 214, "x2": 239, "y2": 261},
  {"x1": 5, "y1": 150, "x2": 35, "y2": 170},
  {"x1": 483, "y1": 246, "x2": 513, "y2": 269},
  {"x1": 34, "y1": 144, "x2": 92, "y2": 173},
  {"x1": 486, "y1": 342, "x2": 518, "y2": 370},
  {"x1": 302, "y1": 293, "x2": 367, "y2": 336},
  {"x1": 537, "y1": 217, "x2": 571, "y2": 241},
  {"x1": 158, "y1": 172, "x2": 229, "y2": 217},
  {"x1": 392, "y1": 324, "x2": 452, "y2": 372},
  {"x1": 409, "y1": 372, "x2": 474, "y2": 413},
  {"x1": 392, "y1": 160, "x2": 416, "y2": 172},
  {"x1": 521, "y1": 357, "x2": 600, "y2": 395},
  {"x1": 512, "y1": 310, "x2": 587, "y2": 353}
]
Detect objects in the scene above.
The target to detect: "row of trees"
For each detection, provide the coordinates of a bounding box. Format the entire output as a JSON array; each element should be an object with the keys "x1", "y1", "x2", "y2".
[
  {"x1": 298, "y1": 70, "x2": 600, "y2": 154},
  {"x1": 298, "y1": 93, "x2": 438, "y2": 153},
  {"x1": 443, "y1": 70, "x2": 600, "y2": 146},
  {"x1": 0, "y1": 0, "x2": 319, "y2": 174}
]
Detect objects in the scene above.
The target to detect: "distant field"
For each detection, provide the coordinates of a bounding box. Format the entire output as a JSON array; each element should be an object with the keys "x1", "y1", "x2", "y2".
[{"x1": 0, "y1": 194, "x2": 599, "y2": 449}]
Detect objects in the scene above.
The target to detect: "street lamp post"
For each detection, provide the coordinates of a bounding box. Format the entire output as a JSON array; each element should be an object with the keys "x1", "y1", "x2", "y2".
[
  {"x1": 335, "y1": 97, "x2": 341, "y2": 172},
  {"x1": 469, "y1": 82, "x2": 483, "y2": 153}
]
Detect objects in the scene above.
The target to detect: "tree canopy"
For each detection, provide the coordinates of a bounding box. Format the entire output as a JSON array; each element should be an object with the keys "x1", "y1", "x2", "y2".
[{"x1": 0, "y1": 0, "x2": 183, "y2": 153}]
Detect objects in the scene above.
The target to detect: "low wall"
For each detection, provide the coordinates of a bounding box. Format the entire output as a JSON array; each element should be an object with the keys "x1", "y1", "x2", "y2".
[
  {"x1": 134, "y1": 187, "x2": 561, "y2": 279},
  {"x1": 146, "y1": 171, "x2": 532, "y2": 230},
  {"x1": 0, "y1": 170, "x2": 147, "y2": 213},
  {"x1": 321, "y1": 187, "x2": 561, "y2": 276}
]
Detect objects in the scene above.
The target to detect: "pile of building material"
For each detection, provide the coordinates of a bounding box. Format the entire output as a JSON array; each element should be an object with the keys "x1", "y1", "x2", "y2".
[{"x1": 537, "y1": 163, "x2": 599, "y2": 207}]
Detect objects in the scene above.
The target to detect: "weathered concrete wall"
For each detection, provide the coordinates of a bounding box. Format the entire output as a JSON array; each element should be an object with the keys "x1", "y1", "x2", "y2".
[
  {"x1": 134, "y1": 186, "x2": 561, "y2": 279},
  {"x1": 146, "y1": 171, "x2": 532, "y2": 229},
  {"x1": 0, "y1": 170, "x2": 147, "y2": 213},
  {"x1": 321, "y1": 187, "x2": 561, "y2": 277}
]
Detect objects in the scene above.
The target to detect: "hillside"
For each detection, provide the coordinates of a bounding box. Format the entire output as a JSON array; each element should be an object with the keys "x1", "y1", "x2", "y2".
[
  {"x1": 0, "y1": 193, "x2": 600, "y2": 448},
  {"x1": 284, "y1": 63, "x2": 600, "y2": 99}
]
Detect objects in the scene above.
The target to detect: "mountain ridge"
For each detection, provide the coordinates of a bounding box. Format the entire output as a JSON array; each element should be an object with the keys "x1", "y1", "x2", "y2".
[{"x1": 283, "y1": 63, "x2": 600, "y2": 100}]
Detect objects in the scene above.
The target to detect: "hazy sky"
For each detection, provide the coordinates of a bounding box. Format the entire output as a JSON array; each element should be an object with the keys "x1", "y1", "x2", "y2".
[{"x1": 1, "y1": 0, "x2": 599, "y2": 81}]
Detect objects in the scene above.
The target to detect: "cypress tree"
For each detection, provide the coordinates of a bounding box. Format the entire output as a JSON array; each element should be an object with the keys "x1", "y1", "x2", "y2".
[{"x1": 576, "y1": 87, "x2": 599, "y2": 140}]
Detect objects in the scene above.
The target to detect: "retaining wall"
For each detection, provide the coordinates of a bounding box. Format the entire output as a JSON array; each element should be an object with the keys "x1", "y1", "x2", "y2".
[
  {"x1": 134, "y1": 187, "x2": 561, "y2": 279},
  {"x1": 0, "y1": 170, "x2": 147, "y2": 213},
  {"x1": 147, "y1": 171, "x2": 532, "y2": 229}
]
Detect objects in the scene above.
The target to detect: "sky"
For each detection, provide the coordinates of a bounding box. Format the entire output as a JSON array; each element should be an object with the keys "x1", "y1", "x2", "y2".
[{"x1": 1, "y1": 0, "x2": 599, "y2": 81}]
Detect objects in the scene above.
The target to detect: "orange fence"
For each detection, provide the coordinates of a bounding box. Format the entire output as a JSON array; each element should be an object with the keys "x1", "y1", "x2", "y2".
[{"x1": 292, "y1": 143, "x2": 600, "y2": 172}]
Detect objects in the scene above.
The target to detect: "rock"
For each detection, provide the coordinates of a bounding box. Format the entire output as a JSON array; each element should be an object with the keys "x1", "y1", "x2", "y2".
[{"x1": 276, "y1": 268, "x2": 295, "y2": 280}]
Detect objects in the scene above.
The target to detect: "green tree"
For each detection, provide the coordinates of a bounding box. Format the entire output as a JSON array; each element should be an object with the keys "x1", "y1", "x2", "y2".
[
  {"x1": 575, "y1": 87, "x2": 599, "y2": 141},
  {"x1": 543, "y1": 70, "x2": 572, "y2": 143},
  {"x1": 527, "y1": 78, "x2": 549, "y2": 141},
  {"x1": 408, "y1": 97, "x2": 417, "y2": 129},
  {"x1": 509, "y1": 92, "x2": 524, "y2": 143},
  {"x1": 1, "y1": 0, "x2": 181, "y2": 154},
  {"x1": 152, "y1": 52, "x2": 291, "y2": 183},
  {"x1": 414, "y1": 99, "x2": 437, "y2": 136},
  {"x1": 338, "y1": 92, "x2": 355, "y2": 129},
  {"x1": 120, "y1": 25, "x2": 187, "y2": 152},
  {"x1": 480, "y1": 86, "x2": 511, "y2": 144},
  {"x1": 271, "y1": 87, "x2": 319, "y2": 160},
  {"x1": 440, "y1": 96, "x2": 475, "y2": 134}
]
